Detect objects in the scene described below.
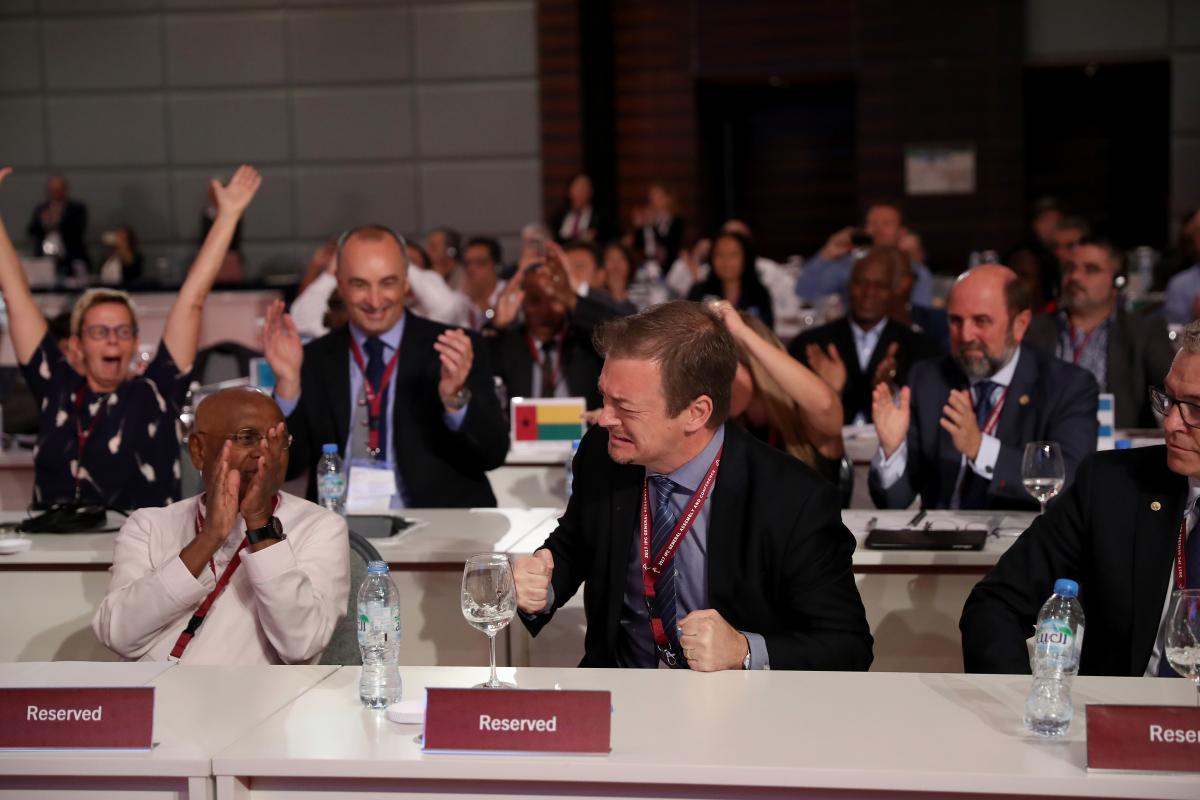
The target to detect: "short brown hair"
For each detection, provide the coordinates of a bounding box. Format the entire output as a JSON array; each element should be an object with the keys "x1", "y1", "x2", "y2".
[
  {"x1": 70, "y1": 288, "x2": 138, "y2": 338},
  {"x1": 593, "y1": 301, "x2": 737, "y2": 427}
]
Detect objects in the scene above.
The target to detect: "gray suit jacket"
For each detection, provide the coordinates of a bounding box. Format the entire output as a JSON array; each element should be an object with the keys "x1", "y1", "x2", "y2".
[{"x1": 1024, "y1": 308, "x2": 1174, "y2": 429}]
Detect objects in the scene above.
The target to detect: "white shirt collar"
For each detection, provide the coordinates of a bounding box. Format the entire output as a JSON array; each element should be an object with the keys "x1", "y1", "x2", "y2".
[{"x1": 848, "y1": 317, "x2": 886, "y2": 340}]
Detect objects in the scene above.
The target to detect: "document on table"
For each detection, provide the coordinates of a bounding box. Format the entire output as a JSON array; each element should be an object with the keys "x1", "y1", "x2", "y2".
[{"x1": 346, "y1": 464, "x2": 396, "y2": 514}]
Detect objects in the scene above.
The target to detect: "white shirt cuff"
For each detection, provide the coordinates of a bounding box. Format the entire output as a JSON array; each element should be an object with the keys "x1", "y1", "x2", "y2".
[
  {"x1": 871, "y1": 441, "x2": 907, "y2": 490},
  {"x1": 241, "y1": 539, "x2": 298, "y2": 584},
  {"x1": 165, "y1": 553, "x2": 215, "y2": 604},
  {"x1": 969, "y1": 433, "x2": 1000, "y2": 480}
]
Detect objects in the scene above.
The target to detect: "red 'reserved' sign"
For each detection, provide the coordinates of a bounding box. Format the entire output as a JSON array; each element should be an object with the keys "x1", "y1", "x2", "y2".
[
  {"x1": 0, "y1": 687, "x2": 154, "y2": 749},
  {"x1": 423, "y1": 687, "x2": 610, "y2": 754},
  {"x1": 1086, "y1": 704, "x2": 1200, "y2": 773}
]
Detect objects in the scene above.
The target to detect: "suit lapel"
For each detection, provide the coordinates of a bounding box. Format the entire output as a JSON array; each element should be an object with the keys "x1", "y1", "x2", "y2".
[
  {"x1": 993, "y1": 345, "x2": 1037, "y2": 450},
  {"x1": 326, "y1": 329, "x2": 352, "y2": 449},
  {"x1": 506, "y1": 332, "x2": 535, "y2": 398},
  {"x1": 833, "y1": 319, "x2": 863, "y2": 381},
  {"x1": 605, "y1": 459, "x2": 641, "y2": 653},
  {"x1": 706, "y1": 426, "x2": 748, "y2": 613},
  {"x1": 1130, "y1": 462, "x2": 1185, "y2": 674},
  {"x1": 392, "y1": 313, "x2": 428, "y2": 432}
]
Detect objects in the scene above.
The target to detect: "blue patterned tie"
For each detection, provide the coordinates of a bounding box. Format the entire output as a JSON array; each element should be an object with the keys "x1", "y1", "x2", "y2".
[
  {"x1": 957, "y1": 381, "x2": 998, "y2": 509},
  {"x1": 1158, "y1": 500, "x2": 1200, "y2": 677},
  {"x1": 973, "y1": 380, "x2": 997, "y2": 428},
  {"x1": 649, "y1": 475, "x2": 686, "y2": 667},
  {"x1": 363, "y1": 336, "x2": 387, "y2": 458}
]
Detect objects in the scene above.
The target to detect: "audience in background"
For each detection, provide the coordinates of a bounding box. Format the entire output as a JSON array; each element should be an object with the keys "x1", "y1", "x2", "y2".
[
  {"x1": 1051, "y1": 216, "x2": 1090, "y2": 271},
  {"x1": 486, "y1": 251, "x2": 617, "y2": 410},
  {"x1": 462, "y1": 236, "x2": 506, "y2": 329},
  {"x1": 1155, "y1": 207, "x2": 1199, "y2": 291},
  {"x1": 264, "y1": 225, "x2": 509, "y2": 508},
  {"x1": 632, "y1": 183, "x2": 683, "y2": 269},
  {"x1": 1025, "y1": 238, "x2": 1173, "y2": 428},
  {"x1": 551, "y1": 174, "x2": 604, "y2": 245},
  {"x1": 0, "y1": 164, "x2": 261, "y2": 510},
  {"x1": 1005, "y1": 196, "x2": 1063, "y2": 308},
  {"x1": 686, "y1": 231, "x2": 774, "y2": 330},
  {"x1": 789, "y1": 247, "x2": 934, "y2": 424},
  {"x1": 563, "y1": 240, "x2": 636, "y2": 316},
  {"x1": 1164, "y1": 215, "x2": 1200, "y2": 325},
  {"x1": 665, "y1": 234, "x2": 712, "y2": 299},
  {"x1": 795, "y1": 202, "x2": 934, "y2": 307},
  {"x1": 198, "y1": 179, "x2": 244, "y2": 284},
  {"x1": 601, "y1": 241, "x2": 634, "y2": 306},
  {"x1": 92, "y1": 386, "x2": 349, "y2": 664},
  {"x1": 97, "y1": 226, "x2": 143, "y2": 286},
  {"x1": 426, "y1": 227, "x2": 465, "y2": 290},
  {"x1": 713, "y1": 302, "x2": 845, "y2": 488},
  {"x1": 890, "y1": 247, "x2": 950, "y2": 354},
  {"x1": 29, "y1": 174, "x2": 89, "y2": 280},
  {"x1": 869, "y1": 265, "x2": 1098, "y2": 511},
  {"x1": 296, "y1": 239, "x2": 338, "y2": 294}
]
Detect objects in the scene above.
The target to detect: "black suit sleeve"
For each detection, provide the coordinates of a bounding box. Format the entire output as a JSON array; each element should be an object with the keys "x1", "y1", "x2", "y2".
[
  {"x1": 960, "y1": 455, "x2": 1094, "y2": 673},
  {"x1": 447, "y1": 330, "x2": 510, "y2": 472},
  {"x1": 766, "y1": 479, "x2": 874, "y2": 670},
  {"x1": 281, "y1": 341, "x2": 323, "y2": 483}
]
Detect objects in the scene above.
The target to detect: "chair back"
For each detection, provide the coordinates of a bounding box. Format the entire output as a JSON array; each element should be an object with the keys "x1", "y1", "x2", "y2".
[{"x1": 319, "y1": 530, "x2": 384, "y2": 665}]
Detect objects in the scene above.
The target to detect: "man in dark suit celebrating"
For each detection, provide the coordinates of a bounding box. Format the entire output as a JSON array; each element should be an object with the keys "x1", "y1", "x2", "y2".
[
  {"x1": 1024, "y1": 238, "x2": 1174, "y2": 429},
  {"x1": 961, "y1": 321, "x2": 1200, "y2": 676},
  {"x1": 869, "y1": 264, "x2": 1098, "y2": 510},
  {"x1": 789, "y1": 246, "x2": 935, "y2": 423},
  {"x1": 262, "y1": 225, "x2": 509, "y2": 507},
  {"x1": 513, "y1": 301, "x2": 872, "y2": 671}
]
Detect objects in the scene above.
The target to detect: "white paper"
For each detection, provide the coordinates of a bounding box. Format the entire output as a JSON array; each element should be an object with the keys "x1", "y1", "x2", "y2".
[{"x1": 346, "y1": 464, "x2": 396, "y2": 514}]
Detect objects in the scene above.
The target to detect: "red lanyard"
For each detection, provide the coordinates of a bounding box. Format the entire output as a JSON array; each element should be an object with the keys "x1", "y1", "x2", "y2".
[
  {"x1": 168, "y1": 496, "x2": 278, "y2": 660},
  {"x1": 348, "y1": 337, "x2": 401, "y2": 456},
  {"x1": 1066, "y1": 324, "x2": 1098, "y2": 365},
  {"x1": 73, "y1": 388, "x2": 109, "y2": 498},
  {"x1": 526, "y1": 332, "x2": 565, "y2": 394},
  {"x1": 973, "y1": 385, "x2": 1010, "y2": 436},
  {"x1": 639, "y1": 446, "x2": 723, "y2": 660},
  {"x1": 1176, "y1": 515, "x2": 1192, "y2": 591}
]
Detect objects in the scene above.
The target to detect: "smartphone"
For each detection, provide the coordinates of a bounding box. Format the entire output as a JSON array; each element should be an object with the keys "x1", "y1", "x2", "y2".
[{"x1": 850, "y1": 230, "x2": 874, "y2": 248}]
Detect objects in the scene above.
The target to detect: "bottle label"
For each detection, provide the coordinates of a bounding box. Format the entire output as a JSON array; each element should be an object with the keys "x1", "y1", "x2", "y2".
[
  {"x1": 1034, "y1": 620, "x2": 1076, "y2": 663},
  {"x1": 318, "y1": 473, "x2": 346, "y2": 498}
]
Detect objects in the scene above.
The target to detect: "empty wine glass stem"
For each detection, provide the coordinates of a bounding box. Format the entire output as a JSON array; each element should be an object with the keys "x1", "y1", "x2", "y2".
[{"x1": 488, "y1": 633, "x2": 498, "y2": 687}]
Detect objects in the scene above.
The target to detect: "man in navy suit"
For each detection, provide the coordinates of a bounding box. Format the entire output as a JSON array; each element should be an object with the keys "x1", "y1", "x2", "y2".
[{"x1": 869, "y1": 264, "x2": 1098, "y2": 510}]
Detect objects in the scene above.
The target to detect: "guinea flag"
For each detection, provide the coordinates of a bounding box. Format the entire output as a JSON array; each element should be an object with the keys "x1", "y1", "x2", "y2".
[{"x1": 513, "y1": 400, "x2": 583, "y2": 441}]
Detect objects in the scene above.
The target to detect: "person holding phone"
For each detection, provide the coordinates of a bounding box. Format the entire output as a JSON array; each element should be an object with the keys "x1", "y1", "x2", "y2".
[{"x1": 795, "y1": 202, "x2": 936, "y2": 307}]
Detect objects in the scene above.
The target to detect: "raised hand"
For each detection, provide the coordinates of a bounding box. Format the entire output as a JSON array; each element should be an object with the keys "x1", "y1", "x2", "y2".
[
  {"x1": 514, "y1": 548, "x2": 554, "y2": 614},
  {"x1": 0, "y1": 166, "x2": 10, "y2": 186},
  {"x1": 211, "y1": 165, "x2": 262, "y2": 220},
  {"x1": 491, "y1": 278, "x2": 525, "y2": 330},
  {"x1": 872, "y1": 382, "x2": 910, "y2": 458},
  {"x1": 940, "y1": 388, "x2": 983, "y2": 460},
  {"x1": 820, "y1": 226, "x2": 855, "y2": 260},
  {"x1": 262, "y1": 299, "x2": 303, "y2": 401},
  {"x1": 806, "y1": 342, "x2": 847, "y2": 393},
  {"x1": 435, "y1": 328, "x2": 473, "y2": 408},
  {"x1": 203, "y1": 442, "x2": 242, "y2": 544},
  {"x1": 709, "y1": 298, "x2": 749, "y2": 340},
  {"x1": 239, "y1": 421, "x2": 288, "y2": 533},
  {"x1": 871, "y1": 341, "x2": 901, "y2": 388},
  {"x1": 678, "y1": 609, "x2": 748, "y2": 672}
]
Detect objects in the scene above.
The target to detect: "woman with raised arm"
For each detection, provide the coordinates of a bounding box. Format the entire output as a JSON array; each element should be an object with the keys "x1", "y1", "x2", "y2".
[
  {"x1": 0, "y1": 165, "x2": 261, "y2": 511},
  {"x1": 712, "y1": 301, "x2": 845, "y2": 487}
]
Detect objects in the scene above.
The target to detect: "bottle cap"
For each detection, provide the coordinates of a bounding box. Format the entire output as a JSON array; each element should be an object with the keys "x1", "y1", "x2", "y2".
[
  {"x1": 1114, "y1": 439, "x2": 1132, "y2": 449},
  {"x1": 367, "y1": 560, "x2": 390, "y2": 574},
  {"x1": 1053, "y1": 578, "x2": 1079, "y2": 598},
  {"x1": 571, "y1": 439, "x2": 581, "y2": 450},
  {"x1": 322, "y1": 443, "x2": 338, "y2": 454}
]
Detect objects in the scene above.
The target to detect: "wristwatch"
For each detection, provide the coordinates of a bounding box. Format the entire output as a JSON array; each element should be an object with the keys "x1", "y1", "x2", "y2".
[
  {"x1": 443, "y1": 386, "x2": 472, "y2": 410},
  {"x1": 245, "y1": 516, "x2": 285, "y2": 545}
]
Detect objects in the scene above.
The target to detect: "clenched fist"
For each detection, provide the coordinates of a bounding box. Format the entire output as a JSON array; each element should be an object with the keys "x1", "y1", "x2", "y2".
[{"x1": 514, "y1": 548, "x2": 555, "y2": 614}]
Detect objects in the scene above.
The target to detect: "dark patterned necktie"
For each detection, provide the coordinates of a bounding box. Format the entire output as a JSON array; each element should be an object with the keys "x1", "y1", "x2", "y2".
[
  {"x1": 363, "y1": 336, "x2": 387, "y2": 457},
  {"x1": 539, "y1": 340, "x2": 557, "y2": 398},
  {"x1": 649, "y1": 475, "x2": 687, "y2": 667}
]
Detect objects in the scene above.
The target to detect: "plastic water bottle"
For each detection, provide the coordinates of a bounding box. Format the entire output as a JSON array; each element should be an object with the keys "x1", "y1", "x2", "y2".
[
  {"x1": 1024, "y1": 578, "x2": 1085, "y2": 736},
  {"x1": 357, "y1": 561, "x2": 402, "y2": 709},
  {"x1": 316, "y1": 443, "x2": 346, "y2": 515},
  {"x1": 564, "y1": 439, "x2": 580, "y2": 500}
]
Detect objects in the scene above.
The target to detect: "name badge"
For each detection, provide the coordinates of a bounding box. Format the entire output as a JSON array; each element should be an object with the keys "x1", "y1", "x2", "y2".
[
  {"x1": 1086, "y1": 705, "x2": 1200, "y2": 773},
  {"x1": 0, "y1": 687, "x2": 154, "y2": 750},
  {"x1": 423, "y1": 687, "x2": 611, "y2": 755}
]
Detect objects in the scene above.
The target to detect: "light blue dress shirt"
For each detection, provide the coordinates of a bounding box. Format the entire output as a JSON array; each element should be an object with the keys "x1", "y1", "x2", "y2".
[{"x1": 795, "y1": 252, "x2": 935, "y2": 307}]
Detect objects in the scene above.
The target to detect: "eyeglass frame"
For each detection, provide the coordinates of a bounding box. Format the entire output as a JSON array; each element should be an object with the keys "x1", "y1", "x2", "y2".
[
  {"x1": 1149, "y1": 385, "x2": 1200, "y2": 429},
  {"x1": 80, "y1": 323, "x2": 139, "y2": 341},
  {"x1": 194, "y1": 427, "x2": 294, "y2": 450}
]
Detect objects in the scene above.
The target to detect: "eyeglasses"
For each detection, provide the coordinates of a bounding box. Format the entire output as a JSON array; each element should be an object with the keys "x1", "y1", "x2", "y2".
[
  {"x1": 195, "y1": 428, "x2": 294, "y2": 449},
  {"x1": 1150, "y1": 386, "x2": 1200, "y2": 428},
  {"x1": 81, "y1": 324, "x2": 138, "y2": 341}
]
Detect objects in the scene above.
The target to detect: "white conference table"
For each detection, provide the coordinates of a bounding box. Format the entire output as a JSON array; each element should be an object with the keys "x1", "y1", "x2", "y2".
[
  {"x1": 0, "y1": 508, "x2": 1032, "y2": 672},
  {"x1": 0, "y1": 661, "x2": 336, "y2": 800},
  {"x1": 211, "y1": 665, "x2": 1200, "y2": 800}
]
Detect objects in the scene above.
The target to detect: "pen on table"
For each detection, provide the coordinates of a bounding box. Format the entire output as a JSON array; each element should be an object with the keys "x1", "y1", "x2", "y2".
[
  {"x1": 865, "y1": 516, "x2": 877, "y2": 532},
  {"x1": 907, "y1": 509, "x2": 926, "y2": 528}
]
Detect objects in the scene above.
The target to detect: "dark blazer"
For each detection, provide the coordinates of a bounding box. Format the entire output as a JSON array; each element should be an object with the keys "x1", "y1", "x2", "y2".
[
  {"x1": 283, "y1": 313, "x2": 510, "y2": 507},
  {"x1": 634, "y1": 216, "x2": 683, "y2": 269},
  {"x1": 788, "y1": 317, "x2": 935, "y2": 424},
  {"x1": 960, "y1": 446, "x2": 1182, "y2": 676},
  {"x1": 869, "y1": 344, "x2": 1099, "y2": 510},
  {"x1": 522, "y1": 423, "x2": 874, "y2": 670},
  {"x1": 1024, "y1": 308, "x2": 1174, "y2": 429},
  {"x1": 28, "y1": 200, "x2": 89, "y2": 272},
  {"x1": 910, "y1": 304, "x2": 950, "y2": 355},
  {"x1": 487, "y1": 295, "x2": 617, "y2": 410},
  {"x1": 550, "y1": 206, "x2": 607, "y2": 245}
]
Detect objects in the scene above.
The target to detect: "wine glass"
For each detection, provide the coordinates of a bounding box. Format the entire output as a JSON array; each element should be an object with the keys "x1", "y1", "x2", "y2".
[
  {"x1": 1022, "y1": 441, "x2": 1065, "y2": 514},
  {"x1": 461, "y1": 553, "x2": 517, "y2": 689},
  {"x1": 1163, "y1": 589, "x2": 1200, "y2": 706}
]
